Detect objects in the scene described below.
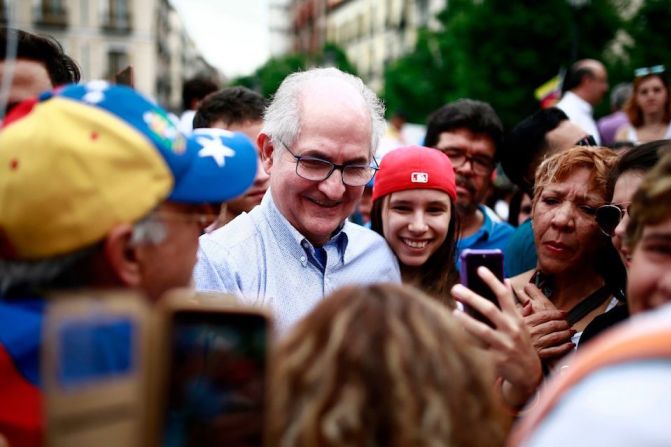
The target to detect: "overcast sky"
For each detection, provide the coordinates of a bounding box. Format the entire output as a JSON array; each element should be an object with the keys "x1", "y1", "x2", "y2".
[{"x1": 170, "y1": 0, "x2": 271, "y2": 79}]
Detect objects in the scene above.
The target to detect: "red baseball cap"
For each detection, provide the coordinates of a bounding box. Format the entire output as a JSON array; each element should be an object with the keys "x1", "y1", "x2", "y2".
[{"x1": 372, "y1": 145, "x2": 456, "y2": 202}]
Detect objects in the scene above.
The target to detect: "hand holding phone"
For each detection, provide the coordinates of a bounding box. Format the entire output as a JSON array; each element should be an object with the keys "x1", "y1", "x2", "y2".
[{"x1": 459, "y1": 249, "x2": 504, "y2": 327}]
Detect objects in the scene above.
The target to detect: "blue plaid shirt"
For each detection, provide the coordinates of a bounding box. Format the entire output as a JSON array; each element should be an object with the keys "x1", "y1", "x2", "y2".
[{"x1": 193, "y1": 191, "x2": 401, "y2": 335}]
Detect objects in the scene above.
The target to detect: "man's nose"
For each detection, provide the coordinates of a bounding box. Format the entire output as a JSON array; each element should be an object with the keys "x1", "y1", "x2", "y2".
[
  {"x1": 318, "y1": 168, "x2": 346, "y2": 199},
  {"x1": 456, "y1": 158, "x2": 475, "y2": 176}
]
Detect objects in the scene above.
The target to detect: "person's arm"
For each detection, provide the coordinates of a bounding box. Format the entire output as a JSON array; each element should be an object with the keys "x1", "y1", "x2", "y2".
[
  {"x1": 192, "y1": 243, "x2": 243, "y2": 295},
  {"x1": 451, "y1": 268, "x2": 543, "y2": 409}
]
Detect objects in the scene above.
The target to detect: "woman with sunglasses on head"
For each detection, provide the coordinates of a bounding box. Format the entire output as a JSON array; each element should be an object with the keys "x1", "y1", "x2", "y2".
[
  {"x1": 370, "y1": 146, "x2": 460, "y2": 306},
  {"x1": 615, "y1": 65, "x2": 671, "y2": 144}
]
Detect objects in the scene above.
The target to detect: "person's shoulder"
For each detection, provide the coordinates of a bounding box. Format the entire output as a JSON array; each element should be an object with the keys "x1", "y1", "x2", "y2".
[
  {"x1": 199, "y1": 211, "x2": 259, "y2": 253},
  {"x1": 614, "y1": 123, "x2": 632, "y2": 142},
  {"x1": 508, "y1": 219, "x2": 534, "y2": 244},
  {"x1": 344, "y1": 221, "x2": 389, "y2": 250},
  {"x1": 481, "y1": 205, "x2": 514, "y2": 236}
]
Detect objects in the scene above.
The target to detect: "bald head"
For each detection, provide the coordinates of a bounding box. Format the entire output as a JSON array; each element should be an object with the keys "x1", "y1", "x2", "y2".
[
  {"x1": 261, "y1": 67, "x2": 386, "y2": 158},
  {"x1": 565, "y1": 59, "x2": 609, "y2": 106}
]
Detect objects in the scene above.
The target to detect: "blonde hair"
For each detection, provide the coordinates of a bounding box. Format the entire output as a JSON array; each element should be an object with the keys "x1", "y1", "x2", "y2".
[
  {"x1": 268, "y1": 284, "x2": 509, "y2": 447},
  {"x1": 533, "y1": 145, "x2": 618, "y2": 205},
  {"x1": 627, "y1": 151, "x2": 671, "y2": 249}
]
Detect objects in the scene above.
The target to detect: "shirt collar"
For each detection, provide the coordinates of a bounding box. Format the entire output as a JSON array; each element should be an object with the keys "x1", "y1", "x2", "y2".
[
  {"x1": 565, "y1": 91, "x2": 593, "y2": 114},
  {"x1": 262, "y1": 189, "x2": 349, "y2": 263}
]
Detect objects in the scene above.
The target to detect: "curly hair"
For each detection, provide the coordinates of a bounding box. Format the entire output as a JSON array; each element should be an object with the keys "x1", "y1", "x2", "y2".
[
  {"x1": 268, "y1": 283, "x2": 509, "y2": 447},
  {"x1": 533, "y1": 145, "x2": 618, "y2": 205},
  {"x1": 627, "y1": 150, "x2": 671, "y2": 250}
]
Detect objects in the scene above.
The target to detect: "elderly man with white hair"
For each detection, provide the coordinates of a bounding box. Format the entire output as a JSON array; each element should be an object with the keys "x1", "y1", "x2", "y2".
[{"x1": 194, "y1": 67, "x2": 401, "y2": 334}]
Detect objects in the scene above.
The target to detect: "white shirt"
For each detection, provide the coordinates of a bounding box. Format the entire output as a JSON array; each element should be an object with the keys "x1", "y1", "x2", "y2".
[
  {"x1": 556, "y1": 91, "x2": 601, "y2": 145},
  {"x1": 177, "y1": 110, "x2": 196, "y2": 134}
]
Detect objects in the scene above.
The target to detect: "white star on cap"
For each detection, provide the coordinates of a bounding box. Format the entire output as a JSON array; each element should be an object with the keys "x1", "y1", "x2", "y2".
[{"x1": 197, "y1": 136, "x2": 236, "y2": 167}]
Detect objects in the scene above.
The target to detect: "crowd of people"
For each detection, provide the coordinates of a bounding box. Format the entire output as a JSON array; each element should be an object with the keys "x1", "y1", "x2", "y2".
[{"x1": 2, "y1": 26, "x2": 671, "y2": 446}]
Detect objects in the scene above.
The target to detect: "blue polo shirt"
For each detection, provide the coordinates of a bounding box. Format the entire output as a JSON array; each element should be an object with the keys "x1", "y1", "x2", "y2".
[
  {"x1": 504, "y1": 218, "x2": 538, "y2": 276},
  {"x1": 456, "y1": 205, "x2": 515, "y2": 275}
]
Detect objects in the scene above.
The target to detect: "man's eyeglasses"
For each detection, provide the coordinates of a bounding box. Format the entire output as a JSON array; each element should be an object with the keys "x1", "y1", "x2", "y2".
[
  {"x1": 439, "y1": 148, "x2": 495, "y2": 176},
  {"x1": 595, "y1": 203, "x2": 631, "y2": 236},
  {"x1": 575, "y1": 135, "x2": 597, "y2": 147},
  {"x1": 278, "y1": 140, "x2": 378, "y2": 187},
  {"x1": 634, "y1": 65, "x2": 665, "y2": 78},
  {"x1": 152, "y1": 210, "x2": 217, "y2": 231}
]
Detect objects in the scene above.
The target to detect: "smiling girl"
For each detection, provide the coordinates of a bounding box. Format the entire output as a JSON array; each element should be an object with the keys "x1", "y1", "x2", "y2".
[{"x1": 370, "y1": 146, "x2": 460, "y2": 306}]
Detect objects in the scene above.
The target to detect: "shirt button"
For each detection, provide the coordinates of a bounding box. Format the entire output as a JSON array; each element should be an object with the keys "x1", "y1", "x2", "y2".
[{"x1": 300, "y1": 255, "x2": 307, "y2": 266}]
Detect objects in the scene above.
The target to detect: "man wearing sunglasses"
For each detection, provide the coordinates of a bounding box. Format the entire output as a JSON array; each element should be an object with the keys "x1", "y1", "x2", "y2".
[
  {"x1": 194, "y1": 68, "x2": 401, "y2": 335},
  {"x1": 424, "y1": 99, "x2": 514, "y2": 270},
  {"x1": 556, "y1": 59, "x2": 609, "y2": 145}
]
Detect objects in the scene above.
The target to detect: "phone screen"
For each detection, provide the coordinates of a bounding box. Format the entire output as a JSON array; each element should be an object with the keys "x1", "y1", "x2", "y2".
[
  {"x1": 57, "y1": 317, "x2": 135, "y2": 389},
  {"x1": 163, "y1": 312, "x2": 268, "y2": 447},
  {"x1": 459, "y1": 249, "x2": 504, "y2": 327}
]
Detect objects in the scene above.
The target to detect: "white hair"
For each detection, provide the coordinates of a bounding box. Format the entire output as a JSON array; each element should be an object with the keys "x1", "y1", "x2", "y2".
[
  {"x1": 130, "y1": 210, "x2": 167, "y2": 246},
  {"x1": 262, "y1": 67, "x2": 386, "y2": 159}
]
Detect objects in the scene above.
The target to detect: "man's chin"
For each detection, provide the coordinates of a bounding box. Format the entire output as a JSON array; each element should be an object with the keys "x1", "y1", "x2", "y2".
[{"x1": 456, "y1": 201, "x2": 478, "y2": 217}]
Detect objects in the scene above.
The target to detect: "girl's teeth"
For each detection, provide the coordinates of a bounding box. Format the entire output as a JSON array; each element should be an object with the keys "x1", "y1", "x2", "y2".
[{"x1": 403, "y1": 239, "x2": 427, "y2": 249}]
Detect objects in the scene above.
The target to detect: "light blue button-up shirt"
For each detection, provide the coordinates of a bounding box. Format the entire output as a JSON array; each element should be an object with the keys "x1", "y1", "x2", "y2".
[{"x1": 193, "y1": 191, "x2": 401, "y2": 334}]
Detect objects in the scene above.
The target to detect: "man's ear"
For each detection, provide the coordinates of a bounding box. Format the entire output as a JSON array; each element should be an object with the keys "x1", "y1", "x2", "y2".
[
  {"x1": 104, "y1": 224, "x2": 142, "y2": 287},
  {"x1": 258, "y1": 133, "x2": 274, "y2": 175}
]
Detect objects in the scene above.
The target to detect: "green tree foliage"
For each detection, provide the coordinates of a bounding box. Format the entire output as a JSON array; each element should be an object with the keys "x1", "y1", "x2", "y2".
[
  {"x1": 231, "y1": 43, "x2": 358, "y2": 98},
  {"x1": 384, "y1": 0, "x2": 623, "y2": 127},
  {"x1": 621, "y1": 0, "x2": 671, "y2": 70}
]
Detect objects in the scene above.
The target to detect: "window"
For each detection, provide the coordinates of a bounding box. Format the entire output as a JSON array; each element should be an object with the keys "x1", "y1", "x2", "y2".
[
  {"x1": 101, "y1": 0, "x2": 131, "y2": 31},
  {"x1": 107, "y1": 49, "x2": 129, "y2": 79},
  {"x1": 34, "y1": 0, "x2": 68, "y2": 27}
]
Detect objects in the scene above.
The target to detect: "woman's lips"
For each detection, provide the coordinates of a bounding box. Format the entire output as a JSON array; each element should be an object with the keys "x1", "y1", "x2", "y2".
[{"x1": 543, "y1": 241, "x2": 570, "y2": 255}]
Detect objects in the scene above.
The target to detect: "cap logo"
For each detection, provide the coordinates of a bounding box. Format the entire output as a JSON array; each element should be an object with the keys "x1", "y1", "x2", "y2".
[
  {"x1": 142, "y1": 111, "x2": 185, "y2": 154},
  {"x1": 411, "y1": 172, "x2": 428, "y2": 183}
]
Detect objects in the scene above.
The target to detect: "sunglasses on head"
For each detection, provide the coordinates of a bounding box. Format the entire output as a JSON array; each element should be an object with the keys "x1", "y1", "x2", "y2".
[
  {"x1": 575, "y1": 135, "x2": 597, "y2": 147},
  {"x1": 595, "y1": 203, "x2": 631, "y2": 236},
  {"x1": 634, "y1": 65, "x2": 665, "y2": 78}
]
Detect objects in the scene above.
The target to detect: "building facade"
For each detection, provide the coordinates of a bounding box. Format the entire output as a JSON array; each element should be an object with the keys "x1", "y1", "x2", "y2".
[
  {"x1": 325, "y1": 0, "x2": 445, "y2": 93},
  {"x1": 269, "y1": 0, "x2": 292, "y2": 57},
  {"x1": 282, "y1": 0, "x2": 445, "y2": 93},
  {"x1": 1, "y1": 0, "x2": 217, "y2": 111}
]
